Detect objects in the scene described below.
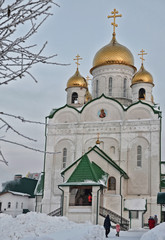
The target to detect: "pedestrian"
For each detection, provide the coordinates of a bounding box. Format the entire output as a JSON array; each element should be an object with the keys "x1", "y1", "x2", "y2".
[
  {"x1": 104, "y1": 214, "x2": 111, "y2": 238},
  {"x1": 116, "y1": 223, "x2": 120, "y2": 237},
  {"x1": 88, "y1": 193, "x2": 92, "y2": 205},
  {"x1": 154, "y1": 215, "x2": 158, "y2": 226},
  {"x1": 148, "y1": 216, "x2": 155, "y2": 229}
]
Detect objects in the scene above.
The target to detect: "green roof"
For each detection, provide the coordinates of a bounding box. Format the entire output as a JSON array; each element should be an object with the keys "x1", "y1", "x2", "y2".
[
  {"x1": 34, "y1": 173, "x2": 44, "y2": 196},
  {"x1": 62, "y1": 154, "x2": 108, "y2": 186},
  {"x1": 61, "y1": 145, "x2": 128, "y2": 179},
  {"x1": 157, "y1": 192, "x2": 165, "y2": 204},
  {"x1": 2, "y1": 177, "x2": 37, "y2": 198}
]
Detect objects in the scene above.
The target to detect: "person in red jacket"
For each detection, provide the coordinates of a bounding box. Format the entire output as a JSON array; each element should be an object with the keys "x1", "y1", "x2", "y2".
[
  {"x1": 88, "y1": 194, "x2": 92, "y2": 205},
  {"x1": 148, "y1": 216, "x2": 155, "y2": 229},
  {"x1": 116, "y1": 223, "x2": 120, "y2": 237}
]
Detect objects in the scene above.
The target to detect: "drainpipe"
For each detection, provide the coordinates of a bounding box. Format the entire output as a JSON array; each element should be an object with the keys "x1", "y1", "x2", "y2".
[
  {"x1": 142, "y1": 199, "x2": 147, "y2": 228},
  {"x1": 159, "y1": 112, "x2": 162, "y2": 221},
  {"x1": 96, "y1": 187, "x2": 101, "y2": 225},
  {"x1": 58, "y1": 186, "x2": 64, "y2": 216},
  {"x1": 120, "y1": 174, "x2": 124, "y2": 226},
  {"x1": 42, "y1": 117, "x2": 48, "y2": 199}
]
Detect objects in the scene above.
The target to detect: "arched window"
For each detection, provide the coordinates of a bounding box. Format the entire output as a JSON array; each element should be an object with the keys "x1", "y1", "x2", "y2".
[
  {"x1": 137, "y1": 145, "x2": 142, "y2": 167},
  {"x1": 110, "y1": 146, "x2": 115, "y2": 155},
  {"x1": 139, "y1": 88, "x2": 145, "y2": 100},
  {"x1": 109, "y1": 77, "x2": 112, "y2": 96},
  {"x1": 62, "y1": 148, "x2": 67, "y2": 169},
  {"x1": 16, "y1": 202, "x2": 18, "y2": 209},
  {"x1": 72, "y1": 92, "x2": 78, "y2": 103},
  {"x1": 8, "y1": 202, "x2": 11, "y2": 208},
  {"x1": 108, "y1": 177, "x2": 116, "y2": 190},
  {"x1": 123, "y1": 78, "x2": 127, "y2": 97},
  {"x1": 96, "y1": 80, "x2": 99, "y2": 97},
  {"x1": 21, "y1": 202, "x2": 23, "y2": 209}
]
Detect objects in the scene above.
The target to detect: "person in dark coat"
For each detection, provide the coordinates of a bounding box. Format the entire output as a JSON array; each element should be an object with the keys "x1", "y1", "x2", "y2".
[{"x1": 104, "y1": 214, "x2": 111, "y2": 238}]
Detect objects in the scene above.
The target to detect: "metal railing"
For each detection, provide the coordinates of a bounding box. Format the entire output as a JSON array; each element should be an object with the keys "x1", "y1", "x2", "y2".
[
  {"x1": 99, "y1": 206, "x2": 129, "y2": 230},
  {"x1": 48, "y1": 207, "x2": 62, "y2": 216}
]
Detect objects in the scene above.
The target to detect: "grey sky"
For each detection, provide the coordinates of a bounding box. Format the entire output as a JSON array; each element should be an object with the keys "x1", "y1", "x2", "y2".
[{"x1": 0, "y1": 0, "x2": 164, "y2": 188}]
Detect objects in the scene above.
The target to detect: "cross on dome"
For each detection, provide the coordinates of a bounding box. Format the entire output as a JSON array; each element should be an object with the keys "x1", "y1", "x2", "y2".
[
  {"x1": 107, "y1": 8, "x2": 122, "y2": 37},
  {"x1": 73, "y1": 54, "x2": 82, "y2": 69},
  {"x1": 138, "y1": 49, "x2": 147, "y2": 65},
  {"x1": 86, "y1": 75, "x2": 91, "y2": 86}
]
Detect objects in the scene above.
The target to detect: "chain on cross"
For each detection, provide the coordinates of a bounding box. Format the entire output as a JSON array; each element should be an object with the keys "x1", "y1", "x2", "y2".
[
  {"x1": 73, "y1": 54, "x2": 82, "y2": 69},
  {"x1": 107, "y1": 8, "x2": 122, "y2": 36},
  {"x1": 138, "y1": 49, "x2": 147, "y2": 64}
]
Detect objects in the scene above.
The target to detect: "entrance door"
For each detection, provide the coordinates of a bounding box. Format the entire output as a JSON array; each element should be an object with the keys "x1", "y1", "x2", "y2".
[{"x1": 0, "y1": 202, "x2": 2, "y2": 212}]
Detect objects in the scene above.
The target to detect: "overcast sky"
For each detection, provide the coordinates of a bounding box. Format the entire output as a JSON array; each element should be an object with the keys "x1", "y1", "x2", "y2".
[{"x1": 0, "y1": 0, "x2": 165, "y2": 188}]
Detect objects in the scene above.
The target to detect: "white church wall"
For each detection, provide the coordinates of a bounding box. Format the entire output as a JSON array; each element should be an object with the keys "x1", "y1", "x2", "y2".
[
  {"x1": 126, "y1": 105, "x2": 157, "y2": 120},
  {"x1": 127, "y1": 136, "x2": 150, "y2": 195}
]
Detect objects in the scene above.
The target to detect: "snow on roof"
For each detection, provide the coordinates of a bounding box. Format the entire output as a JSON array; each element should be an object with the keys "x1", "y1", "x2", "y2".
[
  {"x1": 0, "y1": 191, "x2": 30, "y2": 197},
  {"x1": 124, "y1": 198, "x2": 146, "y2": 210}
]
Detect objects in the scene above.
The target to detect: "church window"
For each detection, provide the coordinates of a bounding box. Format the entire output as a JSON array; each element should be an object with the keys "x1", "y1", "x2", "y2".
[
  {"x1": 21, "y1": 202, "x2": 23, "y2": 209},
  {"x1": 109, "y1": 77, "x2": 112, "y2": 96},
  {"x1": 137, "y1": 145, "x2": 142, "y2": 167},
  {"x1": 69, "y1": 186, "x2": 92, "y2": 206},
  {"x1": 72, "y1": 92, "x2": 78, "y2": 103},
  {"x1": 96, "y1": 80, "x2": 99, "y2": 97},
  {"x1": 16, "y1": 202, "x2": 18, "y2": 209},
  {"x1": 123, "y1": 78, "x2": 127, "y2": 97},
  {"x1": 110, "y1": 146, "x2": 115, "y2": 154},
  {"x1": 139, "y1": 88, "x2": 145, "y2": 100},
  {"x1": 108, "y1": 177, "x2": 116, "y2": 190},
  {"x1": 8, "y1": 202, "x2": 11, "y2": 208},
  {"x1": 62, "y1": 148, "x2": 67, "y2": 168}
]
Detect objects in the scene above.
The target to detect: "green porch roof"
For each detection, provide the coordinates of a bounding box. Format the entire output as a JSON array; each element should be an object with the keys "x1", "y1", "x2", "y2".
[
  {"x1": 61, "y1": 145, "x2": 128, "y2": 180},
  {"x1": 61, "y1": 154, "x2": 108, "y2": 186},
  {"x1": 157, "y1": 192, "x2": 165, "y2": 204},
  {"x1": 34, "y1": 173, "x2": 44, "y2": 196}
]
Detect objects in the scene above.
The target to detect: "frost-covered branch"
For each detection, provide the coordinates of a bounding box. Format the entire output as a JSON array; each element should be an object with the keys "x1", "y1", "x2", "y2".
[{"x1": 0, "y1": 0, "x2": 65, "y2": 85}]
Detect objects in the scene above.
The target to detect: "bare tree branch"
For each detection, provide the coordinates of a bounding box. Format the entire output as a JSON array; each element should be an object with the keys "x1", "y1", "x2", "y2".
[
  {"x1": 0, "y1": 138, "x2": 60, "y2": 155},
  {"x1": 0, "y1": 0, "x2": 67, "y2": 85}
]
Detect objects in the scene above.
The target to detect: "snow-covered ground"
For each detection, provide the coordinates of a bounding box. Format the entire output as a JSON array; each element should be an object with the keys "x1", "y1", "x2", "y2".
[{"x1": 0, "y1": 212, "x2": 165, "y2": 240}]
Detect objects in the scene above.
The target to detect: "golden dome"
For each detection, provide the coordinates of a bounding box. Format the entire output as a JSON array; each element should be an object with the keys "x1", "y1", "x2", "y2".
[
  {"x1": 90, "y1": 36, "x2": 135, "y2": 73},
  {"x1": 66, "y1": 68, "x2": 87, "y2": 89},
  {"x1": 132, "y1": 64, "x2": 154, "y2": 85},
  {"x1": 85, "y1": 89, "x2": 92, "y2": 103}
]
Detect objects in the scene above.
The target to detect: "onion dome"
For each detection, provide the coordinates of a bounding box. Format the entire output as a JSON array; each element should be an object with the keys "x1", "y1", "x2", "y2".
[
  {"x1": 85, "y1": 89, "x2": 92, "y2": 103},
  {"x1": 90, "y1": 35, "x2": 135, "y2": 73},
  {"x1": 132, "y1": 64, "x2": 154, "y2": 85},
  {"x1": 66, "y1": 68, "x2": 87, "y2": 89}
]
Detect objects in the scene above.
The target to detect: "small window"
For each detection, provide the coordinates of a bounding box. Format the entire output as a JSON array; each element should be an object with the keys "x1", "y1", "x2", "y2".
[
  {"x1": 109, "y1": 77, "x2": 112, "y2": 96},
  {"x1": 139, "y1": 88, "x2": 145, "y2": 100},
  {"x1": 137, "y1": 145, "x2": 142, "y2": 167},
  {"x1": 16, "y1": 202, "x2": 18, "y2": 209},
  {"x1": 72, "y1": 92, "x2": 78, "y2": 103},
  {"x1": 8, "y1": 202, "x2": 11, "y2": 208},
  {"x1": 62, "y1": 148, "x2": 67, "y2": 169},
  {"x1": 110, "y1": 146, "x2": 115, "y2": 154},
  {"x1": 123, "y1": 78, "x2": 127, "y2": 97},
  {"x1": 96, "y1": 80, "x2": 99, "y2": 97},
  {"x1": 130, "y1": 211, "x2": 139, "y2": 219},
  {"x1": 21, "y1": 202, "x2": 23, "y2": 209},
  {"x1": 108, "y1": 177, "x2": 116, "y2": 190}
]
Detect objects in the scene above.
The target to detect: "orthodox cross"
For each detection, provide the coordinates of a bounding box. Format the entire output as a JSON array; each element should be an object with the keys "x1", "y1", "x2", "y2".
[
  {"x1": 86, "y1": 75, "x2": 91, "y2": 87},
  {"x1": 138, "y1": 49, "x2": 147, "y2": 64},
  {"x1": 96, "y1": 133, "x2": 101, "y2": 145},
  {"x1": 107, "y1": 8, "x2": 122, "y2": 36},
  {"x1": 73, "y1": 54, "x2": 82, "y2": 69}
]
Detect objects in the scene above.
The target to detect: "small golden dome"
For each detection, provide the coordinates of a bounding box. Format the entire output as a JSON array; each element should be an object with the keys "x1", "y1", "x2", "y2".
[
  {"x1": 66, "y1": 69, "x2": 87, "y2": 89},
  {"x1": 132, "y1": 64, "x2": 154, "y2": 85},
  {"x1": 90, "y1": 36, "x2": 135, "y2": 73},
  {"x1": 85, "y1": 89, "x2": 92, "y2": 103}
]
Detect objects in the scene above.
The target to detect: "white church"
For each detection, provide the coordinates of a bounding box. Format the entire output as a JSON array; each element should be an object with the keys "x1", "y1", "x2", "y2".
[{"x1": 41, "y1": 9, "x2": 162, "y2": 229}]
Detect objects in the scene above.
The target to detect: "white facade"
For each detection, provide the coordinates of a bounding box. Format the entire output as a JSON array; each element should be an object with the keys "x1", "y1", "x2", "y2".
[
  {"x1": 42, "y1": 15, "x2": 161, "y2": 229},
  {"x1": 0, "y1": 191, "x2": 35, "y2": 217}
]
